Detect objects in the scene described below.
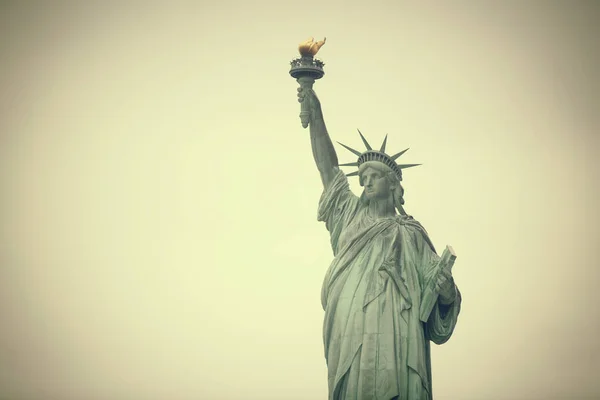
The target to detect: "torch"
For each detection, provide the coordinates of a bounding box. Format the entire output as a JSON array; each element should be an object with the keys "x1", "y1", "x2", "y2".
[{"x1": 289, "y1": 37, "x2": 326, "y2": 128}]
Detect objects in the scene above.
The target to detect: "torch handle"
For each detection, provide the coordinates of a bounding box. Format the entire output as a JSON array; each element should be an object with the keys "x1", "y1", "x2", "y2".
[{"x1": 297, "y1": 76, "x2": 315, "y2": 129}]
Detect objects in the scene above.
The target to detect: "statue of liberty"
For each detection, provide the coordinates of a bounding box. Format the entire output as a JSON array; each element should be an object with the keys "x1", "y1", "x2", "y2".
[{"x1": 292, "y1": 38, "x2": 462, "y2": 400}]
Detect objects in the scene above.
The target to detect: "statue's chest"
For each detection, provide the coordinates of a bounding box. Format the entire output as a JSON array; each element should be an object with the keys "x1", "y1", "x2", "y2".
[{"x1": 338, "y1": 214, "x2": 399, "y2": 254}]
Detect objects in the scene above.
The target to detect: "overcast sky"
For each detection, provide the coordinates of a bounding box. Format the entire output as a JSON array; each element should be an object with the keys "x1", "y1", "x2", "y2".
[{"x1": 1, "y1": 1, "x2": 599, "y2": 399}]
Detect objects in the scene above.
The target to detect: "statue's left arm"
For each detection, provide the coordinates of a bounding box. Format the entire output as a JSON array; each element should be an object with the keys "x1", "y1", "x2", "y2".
[
  {"x1": 425, "y1": 284, "x2": 462, "y2": 345},
  {"x1": 410, "y1": 225, "x2": 462, "y2": 345}
]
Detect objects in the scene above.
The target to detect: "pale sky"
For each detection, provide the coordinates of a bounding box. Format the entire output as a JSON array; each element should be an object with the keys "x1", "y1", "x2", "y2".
[{"x1": 1, "y1": 2, "x2": 599, "y2": 399}]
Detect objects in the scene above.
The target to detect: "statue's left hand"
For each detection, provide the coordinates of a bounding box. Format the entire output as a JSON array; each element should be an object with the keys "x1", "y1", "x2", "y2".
[{"x1": 436, "y1": 268, "x2": 456, "y2": 304}]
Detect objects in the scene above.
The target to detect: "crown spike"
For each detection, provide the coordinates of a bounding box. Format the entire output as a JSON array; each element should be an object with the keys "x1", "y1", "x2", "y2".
[
  {"x1": 357, "y1": 129, "x2": 372, "y2": 150},
  {"x1": 346, "y1": 171, "x2": 360, "y2": 177},
  {"x1": 397, "y1": 163, "x2": 421, "y2": 169},
  {"x1": 337, "y1": 142, "x2": 362, "y2": 157},
  {"x1": 380, "y1": 134, "x2": 388, "y2": 152},
  {"x1": 339, "y1": 161, "x2": 359, "y2": 167},
  {"x1": 390, "y1": 148, "x2": 410, "y2": 161}
]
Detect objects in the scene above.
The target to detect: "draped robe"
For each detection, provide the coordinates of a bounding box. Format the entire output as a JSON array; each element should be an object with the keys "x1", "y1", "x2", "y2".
[{"x1": 318, "y1": 170, "x2": 461, "y2": 400}]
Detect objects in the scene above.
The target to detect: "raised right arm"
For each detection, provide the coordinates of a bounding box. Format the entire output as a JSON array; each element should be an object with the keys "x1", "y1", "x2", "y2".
[{"x1": 298, "y1": 87, "x2": 340, "y2": 190}]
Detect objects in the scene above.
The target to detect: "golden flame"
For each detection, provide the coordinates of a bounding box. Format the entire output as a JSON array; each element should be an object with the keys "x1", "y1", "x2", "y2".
[{"x1": 298, "y1": 37, "x2": 326, "y2": 57}]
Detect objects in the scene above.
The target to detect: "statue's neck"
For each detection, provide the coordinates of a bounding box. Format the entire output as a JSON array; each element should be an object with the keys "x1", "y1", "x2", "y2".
[{"x1": 367, "y1": 196, "x2": 396, "y2": 219}]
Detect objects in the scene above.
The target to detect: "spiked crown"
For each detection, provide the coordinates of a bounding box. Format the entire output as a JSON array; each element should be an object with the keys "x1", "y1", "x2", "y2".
[{"x1": 338, "y1": 130, "x2": 421, "y2": 181}]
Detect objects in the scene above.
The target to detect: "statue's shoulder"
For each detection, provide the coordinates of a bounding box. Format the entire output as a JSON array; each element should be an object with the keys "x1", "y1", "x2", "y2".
[
  {"x1": 395, "y1": 214, "x2": 424, "y2": 228},
  {"x1": 395, "y1": 214, "x2": 436, "y2": 252}
]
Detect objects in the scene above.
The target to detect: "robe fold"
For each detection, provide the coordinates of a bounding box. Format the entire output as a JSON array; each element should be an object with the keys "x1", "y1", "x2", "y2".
[{"x1": 318, "y1": 170, "x2": 461, "y2": 400}]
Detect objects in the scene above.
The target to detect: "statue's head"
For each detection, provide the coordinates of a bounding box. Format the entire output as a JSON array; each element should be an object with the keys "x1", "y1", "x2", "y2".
[
  {"x1": 358, "y1": 161, "x2": 405, "y2": 206},
  {"x1": 338, "y1": 130, "x2": 417, "y2": 209}
]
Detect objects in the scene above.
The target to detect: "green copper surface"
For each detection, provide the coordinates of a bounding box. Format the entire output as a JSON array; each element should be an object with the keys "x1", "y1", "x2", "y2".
[{"x1": 293, "y1": 50, "x2": 462, "y2": 399}]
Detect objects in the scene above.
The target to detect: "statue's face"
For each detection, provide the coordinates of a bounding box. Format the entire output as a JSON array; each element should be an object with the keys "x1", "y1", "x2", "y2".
[{"x1": 360, "y1": 167, "x2": 392, "y2": 200}]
